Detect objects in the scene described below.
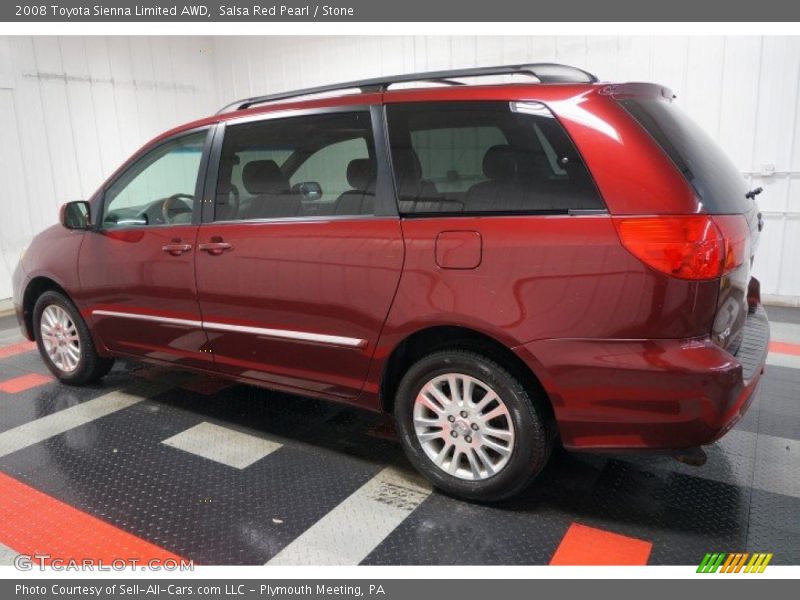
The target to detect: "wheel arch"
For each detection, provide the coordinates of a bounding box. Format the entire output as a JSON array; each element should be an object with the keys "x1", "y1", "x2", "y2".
[
  {"x1": 379, "y1": 325, "x2": 554, "y2": 423},
  {"x1": 21, "y1": 276, "x2": 72, "y2": 340}
]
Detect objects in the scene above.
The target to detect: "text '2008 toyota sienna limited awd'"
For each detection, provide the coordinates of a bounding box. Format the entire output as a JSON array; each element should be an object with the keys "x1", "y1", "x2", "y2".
[{"x1": 12, "y1": 64, "x2": 769, "y2": 501}]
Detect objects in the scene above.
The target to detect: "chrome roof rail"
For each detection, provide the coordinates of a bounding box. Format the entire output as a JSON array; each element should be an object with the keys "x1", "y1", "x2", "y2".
[{"x1": 216, "y1": 63, "x2": 598, "y2": 114}]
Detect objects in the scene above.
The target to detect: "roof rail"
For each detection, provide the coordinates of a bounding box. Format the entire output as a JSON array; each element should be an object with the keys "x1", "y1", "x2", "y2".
[{"x1": 216, "y1": 63, "x2": 599, "y2": 114}]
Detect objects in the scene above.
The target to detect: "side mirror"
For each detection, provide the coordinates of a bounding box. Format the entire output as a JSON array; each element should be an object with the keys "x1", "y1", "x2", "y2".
[
  {"x1": 60, "y1": 201, "x2": 92, "y2": 230},
  {"x1": 294, "y1": 181, "x2": 323, "y2": 201}
]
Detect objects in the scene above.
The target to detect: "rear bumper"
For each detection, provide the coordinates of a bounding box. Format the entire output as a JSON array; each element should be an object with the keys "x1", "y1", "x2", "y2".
[{"x1": 514, "y1": 304, "x2": 769, "y2": 451}]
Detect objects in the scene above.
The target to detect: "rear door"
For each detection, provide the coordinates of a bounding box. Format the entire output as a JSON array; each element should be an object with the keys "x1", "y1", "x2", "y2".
[{"x1": 195, "y1": 107, "x2": 404, "y2": 399}]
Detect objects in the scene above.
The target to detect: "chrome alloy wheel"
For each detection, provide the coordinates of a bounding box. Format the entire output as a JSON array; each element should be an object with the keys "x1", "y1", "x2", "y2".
[
  {"x1": 40, "y1": 304, "x2": 81, "y2": 373},
  {"x1": 413, "y1": 373, "x2": 515, "y2": 481}
]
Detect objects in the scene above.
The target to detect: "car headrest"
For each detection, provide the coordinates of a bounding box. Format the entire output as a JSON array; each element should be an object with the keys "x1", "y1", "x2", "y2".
[
  {"x1": 346, "y1": 159, "x2": 374, "y2": 191},
  {"x1": 482, "y1": 145, "x2": 518, "y2": 182},
  {"x1": 242, "y1": 160, "x2": 290, "y2": 195}
]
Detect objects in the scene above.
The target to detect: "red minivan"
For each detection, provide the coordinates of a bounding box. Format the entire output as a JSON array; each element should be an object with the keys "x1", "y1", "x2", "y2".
[{"x1": 11, "y1": 64, "x2": 769, "y2": 501}]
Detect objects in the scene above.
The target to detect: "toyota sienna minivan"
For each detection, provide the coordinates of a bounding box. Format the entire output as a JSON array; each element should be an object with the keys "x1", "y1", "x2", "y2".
[{"x1": 12, "y1": 64, "x2": 770, "y2": 501}]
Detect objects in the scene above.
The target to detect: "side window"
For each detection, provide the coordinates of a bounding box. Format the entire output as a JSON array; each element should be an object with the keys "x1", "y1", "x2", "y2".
[
  {"x1": 290, "y1": 137, "x2": 370, "y2": 207},
  {"x1": 386, "y1": 101, "x2": 603, "y2": 215},
  {"x1": 214, "y1": 111, "x2": 376, "y2": 221},
  {"x1": 103, "y1": 131, "x2": 207, "y2": 228},
  {"x1": 412, "y1": 126, "x2": 507, "y2": 194},
  {"x1": 230, "y1": 149, "x2": 293, "y2": 199}
]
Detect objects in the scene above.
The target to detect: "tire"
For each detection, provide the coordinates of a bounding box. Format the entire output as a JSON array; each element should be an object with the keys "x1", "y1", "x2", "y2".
[
  {"x1": 395, "y1": 349, "x2": 553, "y2": 502},
  {"x1": 33, "y1": 290, "x2": 114, "y2": 385}
]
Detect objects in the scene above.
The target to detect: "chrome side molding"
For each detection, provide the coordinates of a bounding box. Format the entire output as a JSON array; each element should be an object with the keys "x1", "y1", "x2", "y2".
[{"x1": 91, "y1": 309, "x2": 366, "y2": 349}]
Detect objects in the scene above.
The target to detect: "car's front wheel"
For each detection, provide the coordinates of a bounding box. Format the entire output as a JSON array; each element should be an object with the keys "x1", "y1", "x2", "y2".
[
  {"x1": 395, "y1": 349, "x2": 553, "y2": 502},
  {"x1": 33, "y1": 290, "x2": 114, "y2": 385}
]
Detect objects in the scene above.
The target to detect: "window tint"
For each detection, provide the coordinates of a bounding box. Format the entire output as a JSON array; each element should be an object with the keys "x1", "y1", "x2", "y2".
[
  {"x1": 103, "y1": 131, "x2": 207, "y2": 228},
  {"x1": 386, "y1": 101, "x2": 603, "y2": 215},
  {"x1": 230, "y1": 148, "x2": 292, "y2": 199},
  {"x1": 215, "y1": 112, "x2": 376, "y2": 221},
  {"x1": 291, "y1": 137, "x2": 369, "y2": 202},
  {"x1": 619, "y1": 97, "x2": 750, "y2": 214},
  {"x1": 411, "y1": 127, "x2": 507, "y2": 194}
]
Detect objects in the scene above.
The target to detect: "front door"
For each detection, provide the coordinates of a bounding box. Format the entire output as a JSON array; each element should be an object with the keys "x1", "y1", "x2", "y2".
[
  {"x1": 79, "y1": 129, "x2": 212, "y2": 368},
  {"x1": 195, "y1": 109, "x2": 404, "y2": 399}
]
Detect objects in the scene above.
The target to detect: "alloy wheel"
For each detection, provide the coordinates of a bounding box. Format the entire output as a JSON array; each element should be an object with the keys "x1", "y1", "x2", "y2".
[
  {"x1": 413, "y1": 373, "x2": 515, "y2": 481},
  {"x1": 40, "y1": 304, "x2": 81, "y2": 373}
]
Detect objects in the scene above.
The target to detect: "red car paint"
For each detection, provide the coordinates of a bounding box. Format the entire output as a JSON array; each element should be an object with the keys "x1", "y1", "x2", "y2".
[
  {"x1": 194, "y1": 218, "x2": 404, "y2": 398},
  {"x1": 12, "y1": 79, "x2": 768, "y2": 452}
]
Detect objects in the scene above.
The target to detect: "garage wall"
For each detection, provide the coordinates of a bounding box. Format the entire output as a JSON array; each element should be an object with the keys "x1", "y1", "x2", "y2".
[
  {"x1": 1, "y1": 36, "x2": 799, "y2": 304},
  {"x1": 212, "y1": 36, "x2": 800, "y2": 304},
  {"x1": 0, "y1": 36, "x2": 218, "y2": 300}
]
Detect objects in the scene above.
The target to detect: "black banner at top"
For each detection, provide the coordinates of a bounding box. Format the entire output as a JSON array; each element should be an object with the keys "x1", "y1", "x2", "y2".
[{"x1": 3, "y1": 0, "x2": 800, "y2": 22}]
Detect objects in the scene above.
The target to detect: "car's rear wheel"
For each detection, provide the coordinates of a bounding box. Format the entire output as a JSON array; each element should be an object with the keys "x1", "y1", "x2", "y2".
[
  {"x1": 395, "y1": 349, "x2": 553, "y2": 502},
  {"x1": 33, "y1": 290, "x2": 114, "y2": 385}
]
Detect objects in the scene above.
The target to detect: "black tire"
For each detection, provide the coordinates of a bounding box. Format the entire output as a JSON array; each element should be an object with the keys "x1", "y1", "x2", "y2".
[
  {"x1": 395, "y1": 349, "x2": 553, "y2": 502},
  {"x1": 32, "y1": 290, "x2": 115, "y2": 385}
]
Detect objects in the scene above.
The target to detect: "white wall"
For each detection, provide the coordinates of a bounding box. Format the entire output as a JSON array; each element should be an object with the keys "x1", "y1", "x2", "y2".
[
  {"x1": 212, "y1": 36, "x2": 800, "y2": 303},
  {"x1": 0, "y1": 36, "x2": 218, "y2": 300},
  {"x1": 1, "y1": 35, "x2": 799, "y2": 303}
]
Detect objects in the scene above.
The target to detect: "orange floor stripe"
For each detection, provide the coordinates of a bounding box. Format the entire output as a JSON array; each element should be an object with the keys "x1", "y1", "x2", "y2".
[
  {"x1": 770, "y1": 341, "x2": 800, "y2": 356},
  {"x1": 0, "y1": 340, "x2": 36, "y2": 360},
  {"x1": 0, "y1": 471, "x2": 184, "y2": 564},
  {"x1": 549, "y1": 523, "x2": 652, "y2": 565},
  {"x1": 0, "y1": 373, "x2": 53, "y2": 394}
]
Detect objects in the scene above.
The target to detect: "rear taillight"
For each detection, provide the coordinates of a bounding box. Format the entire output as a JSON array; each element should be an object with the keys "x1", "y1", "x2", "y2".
[
  {"x1": 713, "y1": 214, "x2": 750, "y2": 274},
  {"x1": 613, "y1": 215, "x2": 749, "y2": 280}
]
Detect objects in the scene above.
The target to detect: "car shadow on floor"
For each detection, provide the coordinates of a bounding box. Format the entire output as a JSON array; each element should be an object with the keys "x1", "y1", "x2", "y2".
[{"x1": 140, "y1": 365, "x2": 751, "y2": 565}]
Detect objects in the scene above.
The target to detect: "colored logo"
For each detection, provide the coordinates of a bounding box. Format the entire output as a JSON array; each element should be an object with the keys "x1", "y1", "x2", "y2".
[{"x1": 697, "y1": 553, "x2": 773, "y2": 573}]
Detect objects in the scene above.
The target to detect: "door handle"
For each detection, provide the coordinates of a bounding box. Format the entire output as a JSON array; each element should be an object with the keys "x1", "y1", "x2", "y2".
[
  {"x1": 161, "y1": 243, "x2": 193, "y2": 256},
  {"x1": 198, "y1": 241, "x2": 233, "y2": 256}
]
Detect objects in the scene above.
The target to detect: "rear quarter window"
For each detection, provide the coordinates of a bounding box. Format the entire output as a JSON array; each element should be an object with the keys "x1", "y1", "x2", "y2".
[{"x1": 618, "y1": 97, "x2": 751, "y2": 214}]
